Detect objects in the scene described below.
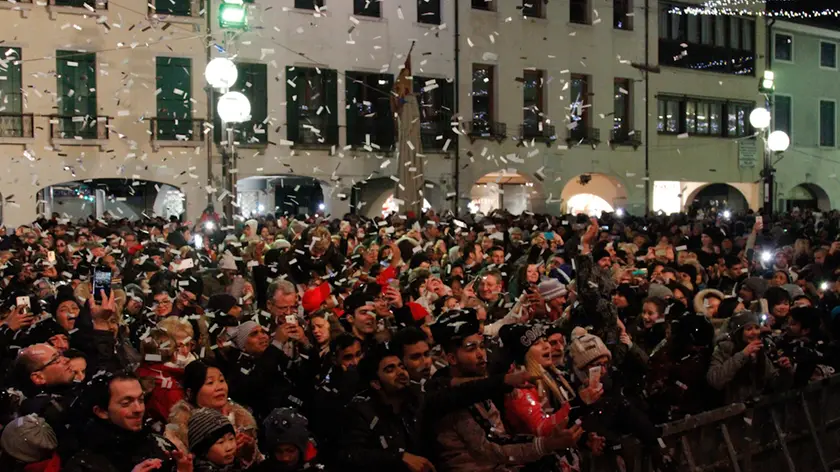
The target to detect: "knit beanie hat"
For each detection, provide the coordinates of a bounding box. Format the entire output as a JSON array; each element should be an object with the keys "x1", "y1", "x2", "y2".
[
  {"x1": 741, "y1": 277, "x2": 768, "y2": 299},
  {"x1": 568, "y1": 327, "x2": 612, "y2": 370},
  {"x1": 263, "y1": 408, "x2": 310, "y2": 456},
  {"x1": 591, "y1": 247, "x2": 610, "y2": 264},
  {"x1": 430, "y1": 308, "x2": 481, "y2": 351},
  {"x1": 0, "y1": 414, "x2": 58, "y2": 463},
  {"x1": 207, "y1": 293, "x2": 238, "y2": 315},
  {"x1": 648, "y1": 283, "x2": 674, "y2": 300},
  {"x1": 538, "y1": 279, "x2": 568, "y2": 301},
  {"x1": 187, "y1": 408, "x2": 235, "y2": 456},
  {"x1": 226, "y1": 320, "x2": 260, "y2": 351},
  {"x1": 499, "y1": 323, "x2": 548, "y2": 365},
  {"x1": 727, "y1": 311, "x2": 760, "y2": 336}
]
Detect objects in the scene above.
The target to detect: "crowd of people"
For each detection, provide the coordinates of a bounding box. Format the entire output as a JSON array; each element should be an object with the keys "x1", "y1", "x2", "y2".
[{"x1": 0, "y1": 204, "x2": 838, "y2": 472}]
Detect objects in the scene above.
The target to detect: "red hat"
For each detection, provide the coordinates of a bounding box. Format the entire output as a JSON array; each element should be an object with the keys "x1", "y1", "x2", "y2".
[
  {"x1": 407, "y1": 301, "x2": 429, "y2": 322},
  {"x1": 302, "y1": 282, "x2": 331, "y2": 313}
]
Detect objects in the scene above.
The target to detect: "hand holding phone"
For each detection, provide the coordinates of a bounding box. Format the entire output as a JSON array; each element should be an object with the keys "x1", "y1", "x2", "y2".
[{"x1": 92, "y1": 268, "x2": 113, "y2": 303}]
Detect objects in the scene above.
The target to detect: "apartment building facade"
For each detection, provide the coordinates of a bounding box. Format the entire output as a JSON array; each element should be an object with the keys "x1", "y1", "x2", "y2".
[{"x1": 0, "y1": 0, "x2": 210, "y2": 226}]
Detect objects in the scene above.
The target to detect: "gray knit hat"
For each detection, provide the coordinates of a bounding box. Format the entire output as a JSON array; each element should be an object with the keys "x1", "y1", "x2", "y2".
[
  {"x1": 0, "y1": 414, "x2": 57, "y2": 463},
  {"x1": 226, "y1": 320, "x2": 260, "y2": 351},
  {"x1": 187, "y1": 408, "x2": 235, "y2": 456},
  {"x1": 568, "y1": 327, "x2": 612, "y2": 370},
  {"x1": 648, "y1": 283, "x2": 674, "y2": 300}
]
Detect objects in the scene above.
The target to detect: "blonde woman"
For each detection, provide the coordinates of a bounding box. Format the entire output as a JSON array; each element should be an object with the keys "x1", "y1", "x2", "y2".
[{"x1": 501, "y1": 323, "x2": 600, "y2": 471}]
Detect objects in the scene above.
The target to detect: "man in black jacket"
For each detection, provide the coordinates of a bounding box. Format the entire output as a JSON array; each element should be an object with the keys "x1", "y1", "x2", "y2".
[{"x1": 63, "y1": 372, "x2": 189, "y2": 472}]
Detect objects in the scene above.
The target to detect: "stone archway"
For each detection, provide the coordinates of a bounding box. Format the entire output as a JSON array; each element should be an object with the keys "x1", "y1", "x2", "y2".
[
  {"x1": 237, "y1": 175, "x2": 331, "y2": 217},
  {"x1": 37, "y1": 179, "x2": 185, "y2": 222},
  {"x1": 469, "y1": 170, "x2": 546, "y2": 215},
  {"x1": 787, "y1": 183, "x2": 830, "y2": 211},
  {"x1": 685, "y1": 183, "x2": 750, "y2": 212},
  {"x1": 560, "y1": 173, "x2": 627, "y2": 216}
]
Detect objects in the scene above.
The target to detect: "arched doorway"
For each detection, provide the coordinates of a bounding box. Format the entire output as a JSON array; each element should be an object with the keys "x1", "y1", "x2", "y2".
[
  {"x1": 787, "y1": 183, "x2": 830, "y2": 211},
  {"x1": 469, "y1": 171, "x2": 541, "y2": 215},
  {"x1": 37, "y1": 179, "x2": 185, "y2": 222},
  {"x1": 237, "y1": 175, "x2": 326, "y2": 217},
  {"x1": 352, "y1": 177, "x2": 437, "y2": 218},
  {"x1": 686, "y1": 183, "x2": 749, "y2": 212},
  {"x1": 561, "y1": 173, "x2": 627, "y2": 216}
]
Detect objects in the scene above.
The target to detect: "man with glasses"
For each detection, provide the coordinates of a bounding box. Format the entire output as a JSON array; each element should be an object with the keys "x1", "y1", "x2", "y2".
[{"x1": 12, "y1": 343, "x2": 78, "y2": 438}]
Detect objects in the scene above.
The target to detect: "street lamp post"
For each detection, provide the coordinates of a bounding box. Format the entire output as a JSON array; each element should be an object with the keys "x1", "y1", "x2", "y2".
[{"x1": 750, "y1": 104, "x2": 788, "y2": 215}]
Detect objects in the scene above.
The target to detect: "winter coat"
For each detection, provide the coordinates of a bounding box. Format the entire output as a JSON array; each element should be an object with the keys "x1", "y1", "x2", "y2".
[
  {"x1": 167, "y1": 399, "x2": 257, "y2": 454},
  {"x1": 338, "y1": 373, "x2": 520, "y2": 472},
  {"x1": 646, "y1": 345, "x2": 717, "y2": 423},
  {"x1": 706, "y1": 338, "x2": 791, "y2": 404},
  {"x1": 63, "y1": 419, "x2": 178, "y2": 472},
  {"x1": 503, "y1": 385, "x2": 571, "y2": 437},
  {"x1": 570, "y1": 254, "x2": 618, "y2": 346},
  {"x1": 136, "y1": 362, "x2": 185, "y2": 423}
]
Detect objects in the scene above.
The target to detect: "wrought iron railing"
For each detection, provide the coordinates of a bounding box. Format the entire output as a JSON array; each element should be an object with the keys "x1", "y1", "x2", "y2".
[
  {"x1": 610, "y1": 127, "x2": 642, "y2": 149},
  {"x1": 566, "y1": 125, "x2": 600, "y2": 146},
  {"x1": 150, "y1": 118, "x2": 206, "y2": 142},
  {"x1": 0, "y1": 113, "x2": 34, "y2": 138},
  {"x1": 50, "y1": 115, "x2": 110, "y2": 140},
  {"x1": 465, "y1": 120, "x2": 506, "y2": 141},
  {"x1": 50, "y1": 0, "x2": 108, "y2": 9}
]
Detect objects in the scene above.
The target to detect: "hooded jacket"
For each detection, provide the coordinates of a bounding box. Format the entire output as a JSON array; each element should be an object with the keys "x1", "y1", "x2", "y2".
[
  {"x1": 136, "y1": 362, "x2": 185, "y2": 424},
  {"x1": 706, "y1": 313, "x2": 792, "y2": 404}
]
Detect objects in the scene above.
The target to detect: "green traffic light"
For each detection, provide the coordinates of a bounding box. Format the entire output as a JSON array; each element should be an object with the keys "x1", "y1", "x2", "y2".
[{"x1": 219, "y1": 1, "x2": 248, "y2": 29}]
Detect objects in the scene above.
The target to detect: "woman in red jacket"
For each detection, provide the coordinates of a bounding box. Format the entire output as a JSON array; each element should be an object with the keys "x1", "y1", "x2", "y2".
[
  {"x1": 136, "y1": 328, "x2": 185, "y2": 425},
  {"x1": 500, "y1": 323, "x2": 603, "y2": 472}
]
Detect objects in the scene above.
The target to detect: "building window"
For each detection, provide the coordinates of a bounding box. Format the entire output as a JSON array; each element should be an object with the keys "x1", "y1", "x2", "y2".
[
  {"x1": 154, "y1": 0, "x2": 191, "y2": 15},
  {"x1": 521, "y1": 0, "x2": 543, "y2": 18},
  {"x1": 821, "y1": 41, "x2": 837, "y2": 69},
  {"x1": 614, "y1": 0, "x2": 632, "y2": 30},
  {"x1": 345, "y1": 71, "x2": 393, "y2": 149},
  {"x1": 522, "y1": 70, "x2": 545, "y2": 136},
  {"x1": 417, "y1": 0, "x2": 441, "y2": 24},
  {"x1": 570, "y1": 0, "x2": 589, "y2": 24},
  {"x1": 774, "y1": 33, "x2": 793, "y2": 62},
  {"x1": 820, "y1": 100, "x2": 835, "y2": 147},
  {"x1": 286, "y1": 66, "x2": 337, "y2": 147},
  {"x1": 221, "y1": 62, "x2": 268, "y2": 145},
  {"x1": 156, "y1": 57, "x2": 192, "y2": 141},
  {"x1": 774, "y1": 95, "x2": 792, "y2": 138},
  {"x1": 354, "y1": 0, "x2": 380, "y2": 17},
  {"x1": 658, "y1": 96, "x2": 751, "y2": 137},
  {"x1": 472, "y1": 0, "x2": 493, "y2": 11},
  {"x1": 295, "y1": 0, "x2": 324, "y2": 9},
  {"x1": 0, "y1": 48, "x2": 26, "y2": 138},
  {"x1": 570, "y1": 74, "x2": 590, "y2": 128},
  {"x1": 414, "y1": 77, "x2": 453, "y2": 151},
  {"x1": 472, "y1": 64, "x2": 495, "y2": 134},
  {"x1": 613, "y1": 78, "x2": 631, "y2": 131},
  {"x1": 659, "y1": 2, "x2": 755, "y2": 76},
  {"x1": 56, "y1": 51, "x2": 97, "y2": 139}
]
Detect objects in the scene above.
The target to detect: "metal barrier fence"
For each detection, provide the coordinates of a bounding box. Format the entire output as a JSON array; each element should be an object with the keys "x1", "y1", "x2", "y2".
[{"x1": 589, "y1": 375, "x2": 840, "y2": 472}]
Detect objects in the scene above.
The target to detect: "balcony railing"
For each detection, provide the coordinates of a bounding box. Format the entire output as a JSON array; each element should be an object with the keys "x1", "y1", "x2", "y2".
[
  {"x1": 50, "y1": 0, "x2": 107, "y2": 9},
  {"x1": 150, "y1": 118, "x2": 206, "y2": 143},
  {"x1": 148, "y1": 0, "x2": 202, "y2": 17},
  {"x1": 0, "y1": 113, "x2": 34, "y2": 138},
  {"x1": 519, "y1": 122, "x2": 556, "y2": 147},
  {"x1": 610, "y1": 127, "x2": 642, "y2": 149},
  {"x1": 566, "y1": 125, "x2": 600, "y2": 147},
  {"x1": 50, "y1": 115, "x2": 110, "y2": 141},
  {"x1": 465, "y1": 120, "x2": 506, "y2": 143},
  {"x1": 297, "y1": 121, "x2": 335, "y2": 148},
  {"x1": 420, "y1": 117, "x2": 454, "y2": 152}
]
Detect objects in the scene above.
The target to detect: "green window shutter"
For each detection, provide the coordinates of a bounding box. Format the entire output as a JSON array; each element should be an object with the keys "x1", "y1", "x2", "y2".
[
  {"x1": 286, "y1": 66, "x2": 300, "y2": 143},
  {"x1": 156, "y1": 56, "x2": 192, "y2": 140},
  {"x1": 324, "y1": 69, "x2": 339, "y2": 146},
  {"x1": 345, "y1": 72, "x2": 360, "y2": 146},
  {"x1": 56, "y1": 50, "x2": 97, "y2": 138},
  {"x1": 0, "y1": 48, "x2": 24, "y2": 138},
  {"x1": 236, "y1": 62, "x2": 268, "y2": 144}
]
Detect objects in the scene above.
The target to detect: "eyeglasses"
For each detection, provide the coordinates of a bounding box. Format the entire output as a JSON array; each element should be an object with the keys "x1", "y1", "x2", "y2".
[{"x1": 35, "y1": 354, "x2": 65, "y2": 372}]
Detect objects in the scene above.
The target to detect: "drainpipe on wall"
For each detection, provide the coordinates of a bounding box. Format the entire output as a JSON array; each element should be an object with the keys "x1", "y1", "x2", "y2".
[
  {"x1": 205, "y1": 0, "x2": 215, "y2": 211},
  {"x1": 453, "y1": 0, "x2": 461, "y2": 216}
]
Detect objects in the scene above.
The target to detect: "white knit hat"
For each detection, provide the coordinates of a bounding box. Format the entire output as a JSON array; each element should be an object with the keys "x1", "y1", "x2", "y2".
[{"x1": 568, "y1": 327, "x2": 612, "y2": 370}]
